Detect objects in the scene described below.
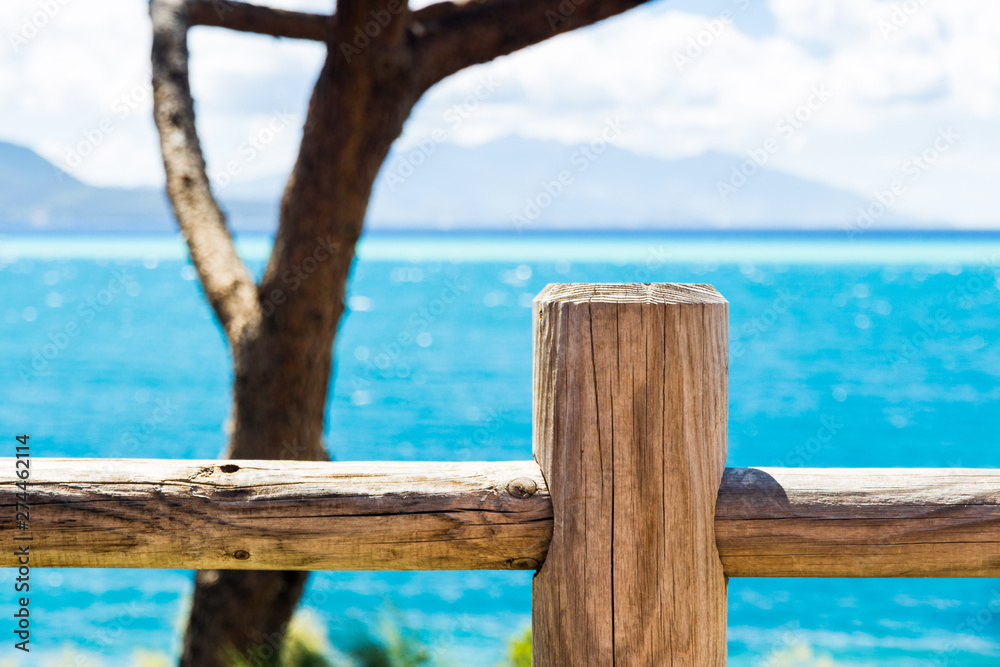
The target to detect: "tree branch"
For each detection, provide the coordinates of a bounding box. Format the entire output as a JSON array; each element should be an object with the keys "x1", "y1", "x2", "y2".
[
  {"x1": 413, "y1": 0, "x2": 652, "y2": 91},
  {"x1": 150, "y1": 0, "x2": 260, "y2": 343},
  {"x1": 259, "y1": 0, "x2": 418, "y2": 308},
  {"x1": 189, "y1": 0, "x2": 329, "y2": 41}
]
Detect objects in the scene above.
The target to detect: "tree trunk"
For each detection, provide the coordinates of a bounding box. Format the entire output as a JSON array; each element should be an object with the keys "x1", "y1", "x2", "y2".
[
  {"x1": 177, "y1": 324, "x2": 335, "y2": 666},
  {"x1": 179, "y1": 3, "x2": 418, "y2": 663},
  {"x1": 151, "y1": 0, "x2": 657, "y2": 663},
  {"x1": 177, "y1": 245, "x2": 351, "y2": 667},
  {"x1": 181, "y1": 570, "x2": 309, "y2": 666}
]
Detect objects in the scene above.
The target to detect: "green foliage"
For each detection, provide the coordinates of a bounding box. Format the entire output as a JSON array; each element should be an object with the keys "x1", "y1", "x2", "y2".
[
  {"x1": 760, "y1": 644, "x2": 840, "y2": 666},
  {"x1": 30, "y1": 611, "x2": 545, "y2": 667},
  {"x1": 491, "y1": 628, "x2": 845, "y2": 667},
  {"x1": 498, "y1": 627, "x2": 531, "y2": 667},
  {"x1": 4, "y1": 618, "x2": 848, "y2": 667},
  {"x1": 341, "y1": 614, "x2": 432, "y2": 667},
  {"x1": 280, "y1": 612, "x2": 336, "y2": 667},
  {"x1": 132, "y1": 650, "x2": 172, "y2": 667},
  {"x1": 223, "y1": 611, "x2": 334, "y2": 667}
]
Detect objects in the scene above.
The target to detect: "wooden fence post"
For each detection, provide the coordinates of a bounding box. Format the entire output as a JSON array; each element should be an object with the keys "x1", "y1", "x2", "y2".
[{"x1": 532, "y1": 284, "x2": 729, "y2": 665}]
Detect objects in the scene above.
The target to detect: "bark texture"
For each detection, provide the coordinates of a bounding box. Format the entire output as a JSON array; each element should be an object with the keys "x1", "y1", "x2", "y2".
[
  {"x1": 17, "y1": 458, "x2": 1000, "y2": 578},
  {"x1": 531, "y1": 284, "x2": 729, "y2": 665},
  {"x1": 149, "y1": 0, "x2": 654, "y2": 664},
  {"x1": 0, "y1": 459, "x2": 552, "y2": 571}
]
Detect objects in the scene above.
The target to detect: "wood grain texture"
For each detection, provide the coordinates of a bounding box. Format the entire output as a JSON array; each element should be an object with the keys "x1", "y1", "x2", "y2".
[
  {"x1": 0, "y1": 459, "x2": 551, "y2": 571},
  {"x1": 7, "y1": 458, "x2": 1000, "y2": 578},
  {"x1": 532, "y1": 283, "x2": 729, "y2": 666},
  {"x1": 717, "y1": 467, "x2": 1000, "y2": 577}
]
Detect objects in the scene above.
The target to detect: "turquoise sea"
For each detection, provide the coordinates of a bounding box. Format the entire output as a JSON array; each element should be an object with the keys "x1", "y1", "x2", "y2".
[{"x1": 4, "y1": 231, "x2": 1000, "y2": 666}]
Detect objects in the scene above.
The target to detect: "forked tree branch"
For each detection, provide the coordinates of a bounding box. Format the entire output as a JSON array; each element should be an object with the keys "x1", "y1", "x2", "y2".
[
  {"x1": 150, "y1": 0, "x2": 260, "y2": 343},
  {"x1": 180, "y1": 0, "x2": 655, "y2": 92},
  {"x1": 189, "y1": 0, "x2": 330, "y2": 41},
  {"x1": 151, "y1": 0, "x2": 653, "y2": 342},
  {"x1": 412, "y1": 0, "x2": 653, "y2": 91}
]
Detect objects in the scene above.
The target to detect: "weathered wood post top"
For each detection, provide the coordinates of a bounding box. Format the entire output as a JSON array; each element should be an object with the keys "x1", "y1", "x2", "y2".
[{"x1": 532, "y1": 283, "x2": 729, "y2": 666}]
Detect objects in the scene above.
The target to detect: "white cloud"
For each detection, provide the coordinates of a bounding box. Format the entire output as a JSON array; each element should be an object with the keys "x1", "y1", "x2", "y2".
[
  {"x1": 2, "y1": 0, "x2": 1000, "y2": 224},
  {"x1": 0, "y1": 0, "x2": 326, "y2": 188},
  {"x1": 402, "y1": 0, "x2": 1000, "y2": 224},
  {"x1": 2, "y1": 0, "x2": 156, "y2": 184}
]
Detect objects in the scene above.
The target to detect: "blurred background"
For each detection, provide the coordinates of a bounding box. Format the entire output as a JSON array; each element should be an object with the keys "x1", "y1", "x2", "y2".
[{"x1": 4, "y1": 0, "x2": 1000, "y2": 665}]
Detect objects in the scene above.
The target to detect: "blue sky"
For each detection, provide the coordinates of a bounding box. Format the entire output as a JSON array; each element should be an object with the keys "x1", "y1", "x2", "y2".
[{"x1": 3, "y1": 0, "x2": 999, "y2": 226}]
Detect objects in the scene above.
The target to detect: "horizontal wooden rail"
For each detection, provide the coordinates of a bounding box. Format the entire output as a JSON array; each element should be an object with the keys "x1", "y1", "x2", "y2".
[
  {"x1": 0, "y1": 459, "x2": 551, "y2": 570},
  {"x1": 717, "y1": 467, "x2": 1000, "y2": 577},
  {"x1": 4, "y1": 460, "x2": 1000, "y2": 576}
]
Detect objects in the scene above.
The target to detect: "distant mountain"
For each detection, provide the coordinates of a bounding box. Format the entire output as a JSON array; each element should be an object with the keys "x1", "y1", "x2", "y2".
[
  {"x1": 0, "y1": 142, "x2": 164, "y2": 231},
  {"x1": 0, "y1": 142, "x2": 272, "y2": 232},
  {"x1": 366, "y1": 137, "x2": 885, "y2": 230},
  {"x1": 0, "y1": 138, "x2": 908, "y2": 232}
]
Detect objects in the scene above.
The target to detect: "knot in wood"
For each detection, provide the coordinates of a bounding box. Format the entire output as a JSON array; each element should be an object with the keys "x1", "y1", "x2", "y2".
[
  {"x1": 507, "y1": 477, "x2": 538, "y2": 499},
  {"x1": 507, "y1": 557, "x2": 540, "y2": 569},
  {"x1": 233, "y1": 550, "x2": 251, "y2": 560}
]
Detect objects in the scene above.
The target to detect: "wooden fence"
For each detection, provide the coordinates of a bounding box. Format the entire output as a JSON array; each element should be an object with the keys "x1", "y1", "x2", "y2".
[{"x1": 4, "y1": 283, "x2": 997, "y2": 665}]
